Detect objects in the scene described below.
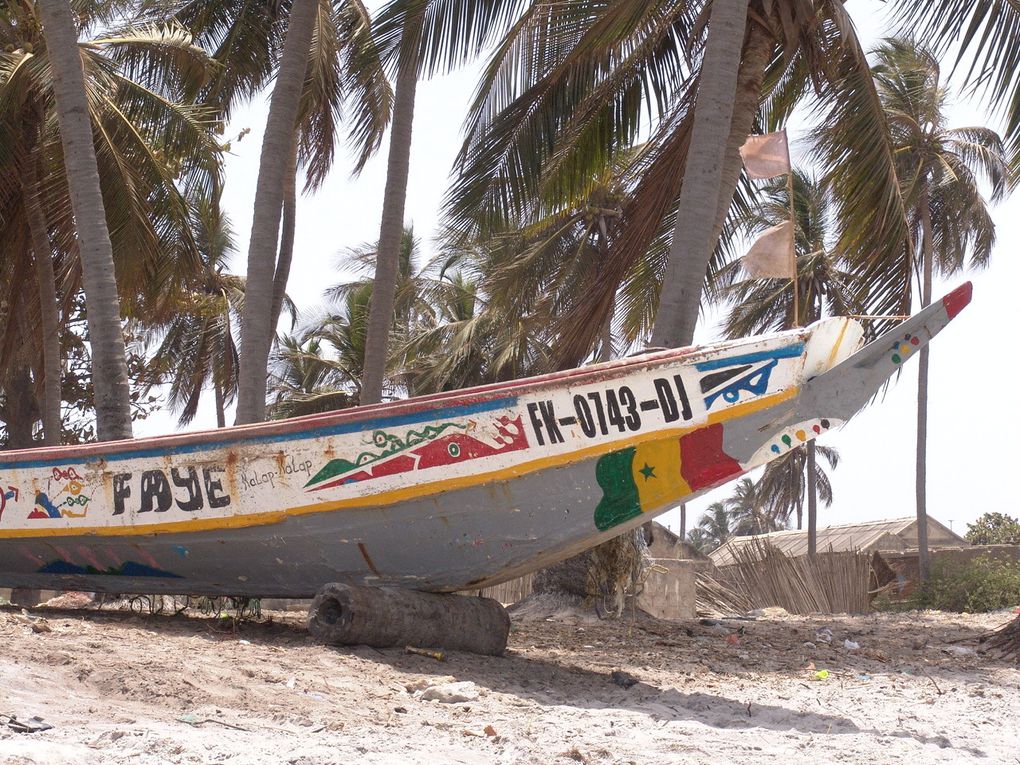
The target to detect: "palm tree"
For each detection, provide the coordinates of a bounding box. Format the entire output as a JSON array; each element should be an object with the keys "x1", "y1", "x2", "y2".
[
  {"x1": 235, "y1": 0, "x2": 318, "y2": 424},
  {"x1": 359, "y1": 0, "x2": 532, "y2": 404},
  {"x1": 447, "y1": 0, "x2": 911, "y2": 359},
  {"x1": 153, "y1": 0, "x2": 391, "y2": 424},
  {"x1": 0, "y1": 8, "x2": 221, "y2": 446},
  {"x1": 8, "y1": 4, "x2": 220, "y2": 443},
  {"x1": 143, "y1": 191, "x2": 252, "y2": 428},
  {"x1": 755, "y1": 444, "x2": 840, "y2": 533},
  {"x1": 35, "y1": 0, "x2": 132, "y2": 440},
  {"x1": 650, "y1": 0, "x2": 759, "y2": 349},
  {"x1": 359, "y1": 41, "x2": 417, "y2": 406},
  {"x1": 692, "y1": 501, "x2": 731, "y2": 553},
  {"x1": 891, "y1": 1, "x2": 1020, "y2": 177},
  {"x1": 724, "y1": 477, "x2": 782, "y2": 536},
  {"x1": 267, "y1": 287, "x2": 371, "y2": 417},
  {"x1": 397, "y1": 266, "x2": 550, "y2": 395},
  {"x1": 867, "y1": 39, "x2": 1006, "y2": 580},
  {"x1": 330, "y1": 229, "x2": 429, "y2": 342},
  {"x1": 442, "y1": 157, "x2": 633, "y2": 370},
  {"x1": 21, "y1": 121, "x2": 61, "y2": 446}
]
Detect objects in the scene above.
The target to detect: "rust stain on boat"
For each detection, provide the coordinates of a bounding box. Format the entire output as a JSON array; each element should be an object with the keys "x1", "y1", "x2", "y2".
[
  {"x1": 223, "y1": 449, "x2": 240, "y2": 498},
  {"x1": 358, "y1": 542, "x2": 381, "y2": 576}
]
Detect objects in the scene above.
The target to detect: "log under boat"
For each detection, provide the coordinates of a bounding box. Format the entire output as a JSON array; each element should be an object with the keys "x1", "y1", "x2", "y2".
[{"x1": 0, "y1": 284, "x2": 972, "y2": 597}]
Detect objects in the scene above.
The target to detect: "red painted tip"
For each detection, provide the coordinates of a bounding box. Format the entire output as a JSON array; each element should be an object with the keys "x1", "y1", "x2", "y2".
[{"x1": 942, "y1": 281, "x2": 973, "y2": 320}]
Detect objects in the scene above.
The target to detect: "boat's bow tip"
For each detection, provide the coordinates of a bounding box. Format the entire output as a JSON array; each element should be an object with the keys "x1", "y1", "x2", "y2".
[{"x1": 942, "y1": 281, "x2": 973, "y2": 320}]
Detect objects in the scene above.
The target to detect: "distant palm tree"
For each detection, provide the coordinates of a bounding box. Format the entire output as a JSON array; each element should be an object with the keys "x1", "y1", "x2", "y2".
[
  {"x1": 397, "y1": 267, "x2": 549, "y2": 395},
  {"x1": 719, "y1": 169, "x2": 851, "y2": 552},
  {"x1": 870, "y1": 39, "x2": 1006, "y2": 580},
  {"x1": 691, "y1": 501, "x2": 732, "y2": 553},
  {"x1": 891, "y1": 0, "x2": 1020, "y2": 176},
  {"x1": 685, "y1": 527, "x2": 711, "y2": 554},
  {"x1": 719, "y1": 170, "x2": 854, "y2": 331},
  {"x1": 444, "y1": 159, "x2": 633, "y2": 369},
  {"x1": 725, "y1": 477, "x2": 783, "y2": 536},
  {"x1": 267, "y1": 285, "x2": 371, "y2": 418},
  {"x1": 329, "y1": 228, "x2": 429, "y2": 340},
  {"x1": 755, "y1": 444, "x2": 840, "y2": 532},
  {"x1": 267, "y1": 332, "x2": 358, "y2": 419},
  {"x1": 143, "y1": 192, "x2": 269, "y2": 428}
]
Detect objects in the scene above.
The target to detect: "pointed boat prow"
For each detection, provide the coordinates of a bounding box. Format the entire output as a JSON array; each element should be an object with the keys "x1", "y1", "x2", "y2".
[
  {"x1": 725, "y1": 282, "x2": 973, "y2": 468},
  {"x1": 799, "y1": 281, "x2": 972, "y2": 421}
]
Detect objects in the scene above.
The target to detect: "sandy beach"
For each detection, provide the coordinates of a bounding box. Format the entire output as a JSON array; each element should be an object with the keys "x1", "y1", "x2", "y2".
[{"x1": 0, "y1": 600, "x2": 1017, "y2": 765}]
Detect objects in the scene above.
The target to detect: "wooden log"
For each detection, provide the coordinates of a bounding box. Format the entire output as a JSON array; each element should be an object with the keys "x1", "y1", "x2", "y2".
[{"x1": 307, "y1": 583, "x2": 510, "y2": 656}]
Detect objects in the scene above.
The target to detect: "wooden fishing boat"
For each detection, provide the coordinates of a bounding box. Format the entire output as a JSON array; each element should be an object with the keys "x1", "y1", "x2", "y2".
[{"x1": 0, "y1": 284, "x2": 972, "y2": 598}]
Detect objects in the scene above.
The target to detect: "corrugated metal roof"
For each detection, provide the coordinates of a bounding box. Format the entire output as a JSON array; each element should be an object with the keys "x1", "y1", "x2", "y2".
[{"x1": 708, "y1": 516, "x2": 968, "y2": 567}]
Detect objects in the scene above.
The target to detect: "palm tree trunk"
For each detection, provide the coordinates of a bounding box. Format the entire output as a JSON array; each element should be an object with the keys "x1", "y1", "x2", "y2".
[
  {"x1": 795, "y1": 482, "x2": 803, "y2": 530},
  {"x1": 807, "y1": 440, "x2": 817, "y2": 557},
  {"x1": 361, "y1": 57, "x2": 419, "y2": 405},
  {"x1": 6, "y1": 365, "x2": 36, "y2": 449},
  {"x1": 270, "y1": 135, "x2": 299, "y2": 336},
  {"x1": 23, "y1": 152, "x2": 62, "y2": 447},
  {"x1": 916, "y1": 191, "x2": 934, "y2": 583},
  {"x1": 214, "y1": 378, "x2": 226, "y2": 428},
  {"x1": 651, "y1": 13, "x2": 771, "y2": 348},
  {"x1": 235, "y1": 0, "x2": 317, "y2": 425},
  {"x1": 600, "y1": 301, "x2": 614, "y2": 362},
  {"x1": 37, "y1": 0, "x2": 132, "y2": 441}
]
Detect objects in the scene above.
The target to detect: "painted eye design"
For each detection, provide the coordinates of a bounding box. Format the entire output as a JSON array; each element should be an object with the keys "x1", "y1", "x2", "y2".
[{"x1": 447, "y1": 443, "x2": 461, "y2": 458}]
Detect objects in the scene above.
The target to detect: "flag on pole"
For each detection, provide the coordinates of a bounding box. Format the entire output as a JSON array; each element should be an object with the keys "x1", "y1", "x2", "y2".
[
  {"x1": 741, "y1": 221, "x2": 795, "y2": 279},
  {"x1": 740, "y1": 130, "x2": 791, "y2": 180}
]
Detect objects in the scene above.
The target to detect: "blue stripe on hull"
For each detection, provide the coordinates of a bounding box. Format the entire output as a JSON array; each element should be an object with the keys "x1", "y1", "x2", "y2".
[{"x1": 694, "y1": 343, "x2": 804, "y2": 372}]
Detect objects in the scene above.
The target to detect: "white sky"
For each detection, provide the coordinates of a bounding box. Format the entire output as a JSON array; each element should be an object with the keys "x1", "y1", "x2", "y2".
[{"x1": 136, "y1": 0, "x2": 1020, "y2": 538}]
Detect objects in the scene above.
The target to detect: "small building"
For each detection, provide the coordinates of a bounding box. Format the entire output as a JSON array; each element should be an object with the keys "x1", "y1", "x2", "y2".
[
  {"x1": 709, "y1": 515, "x2": 969, "y2": 568},
  {"x1": 637, "y1": 522, "x2": 712, "y2": 620},
  {"x1": 644, "y1": 521, "x2": 712, "y2": 564}
]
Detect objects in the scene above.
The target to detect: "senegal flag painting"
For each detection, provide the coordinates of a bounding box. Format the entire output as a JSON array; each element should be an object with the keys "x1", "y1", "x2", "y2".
[
  {"x1": 593, "y1": 424, "x2": 742, "y2": 531},
  {"x1": 593, "y1": 439, "x2": 689, "y2": 531}
]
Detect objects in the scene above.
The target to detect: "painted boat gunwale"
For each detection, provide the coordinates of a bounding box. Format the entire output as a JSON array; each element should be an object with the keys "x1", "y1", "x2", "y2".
[{"x1": 0, "y1": 324, "x2": 815, "y2": 469}]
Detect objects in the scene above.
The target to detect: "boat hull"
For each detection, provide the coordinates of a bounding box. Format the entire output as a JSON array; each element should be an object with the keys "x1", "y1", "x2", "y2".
[{"x1": 0, "y1": 284, "x2": 971, "y2": 596}]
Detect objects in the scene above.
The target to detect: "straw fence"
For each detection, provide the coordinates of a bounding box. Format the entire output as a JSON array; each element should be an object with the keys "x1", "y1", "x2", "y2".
[{"x1": 702, "y1": 539, "x2": 872, "y2": 615}]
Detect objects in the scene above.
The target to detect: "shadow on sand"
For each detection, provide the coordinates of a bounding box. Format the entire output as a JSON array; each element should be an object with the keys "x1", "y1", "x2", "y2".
[{"x1": 6, "y1": 602, "x2": 997, "y2": 757}]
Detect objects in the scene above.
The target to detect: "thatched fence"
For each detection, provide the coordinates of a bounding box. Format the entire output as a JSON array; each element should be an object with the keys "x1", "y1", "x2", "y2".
[{"x1": 702, "y1": 539, "x2": 872, "y2": 614}]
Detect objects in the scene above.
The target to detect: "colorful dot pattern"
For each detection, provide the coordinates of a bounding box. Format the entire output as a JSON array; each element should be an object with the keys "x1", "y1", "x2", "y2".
[
  {"x1": 770, "y1": 419, "x2": 831, "y2": 454},
  {"x1": 891, "y1": 333, "x2": 920, "y2": 364}
]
